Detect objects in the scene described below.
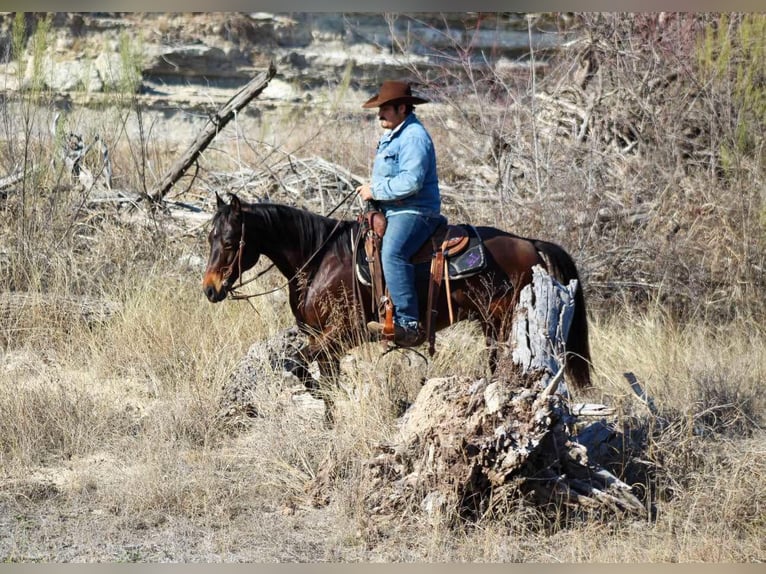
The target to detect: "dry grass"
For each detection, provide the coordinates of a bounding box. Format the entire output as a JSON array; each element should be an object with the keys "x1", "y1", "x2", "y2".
[
  {"x1": 591, "y1": 308, "x2": 765, "y2": 415},
  {"x1": 0, "y1": 13, "x2": 764, "y2": 562},
  {"x1": 1, "y1": 249, "x2": 762, "y2": 561}
]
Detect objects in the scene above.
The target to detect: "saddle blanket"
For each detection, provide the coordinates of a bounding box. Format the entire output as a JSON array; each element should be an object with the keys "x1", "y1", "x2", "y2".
[{"x1": 354, "y1": 224, "x2": 486, "y2": 287}]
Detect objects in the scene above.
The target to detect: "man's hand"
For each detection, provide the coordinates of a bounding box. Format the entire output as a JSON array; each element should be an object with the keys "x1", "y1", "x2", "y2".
[{"x1": 356, "y1": 183, "x2": 374, "y2": 202}]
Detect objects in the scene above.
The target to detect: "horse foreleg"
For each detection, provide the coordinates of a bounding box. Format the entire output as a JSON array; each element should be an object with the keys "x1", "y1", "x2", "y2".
[
  {"x1": 301, "y1": 327, "x2": 348, "y2": 387},
  {"x1": 298, "y1": 333, "x2": 348, "y2": 426}
]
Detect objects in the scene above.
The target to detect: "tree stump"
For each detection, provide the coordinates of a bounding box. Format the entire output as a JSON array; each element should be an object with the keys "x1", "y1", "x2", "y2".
[
  {"x1": 357, "y1": 266, "x2": 647, "y2": 523},
  {"x1": 218, "y1": 326, "x2": 325, "y2": 424}
]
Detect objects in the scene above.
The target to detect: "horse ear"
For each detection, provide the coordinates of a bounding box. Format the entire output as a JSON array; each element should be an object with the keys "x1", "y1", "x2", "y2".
[
  {"x1": 215, "y1": 192, "x2": 225, "y2": 210},
  {"x1": 229, "y1": 193, "x2": 242, "y2": 216}
]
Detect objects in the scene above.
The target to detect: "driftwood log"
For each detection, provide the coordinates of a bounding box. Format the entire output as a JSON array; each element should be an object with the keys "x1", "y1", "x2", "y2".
[
  {"x1": 350, "y1": 266, "x2": 646, "y2": 523},
  {"x1": 150, "y1": 62, "x2": 277, "y2": 202}
]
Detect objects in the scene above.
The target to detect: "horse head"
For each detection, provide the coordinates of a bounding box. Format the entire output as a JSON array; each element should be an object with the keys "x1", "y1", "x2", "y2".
[{"x1": 202, "y1": 193, "x2": 260, "y2": 302}]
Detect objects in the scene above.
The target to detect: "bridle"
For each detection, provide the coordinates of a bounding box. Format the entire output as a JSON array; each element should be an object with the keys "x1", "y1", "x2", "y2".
[
  {"x1": 219, "y1": 220, "x2": 264, "y2": 300},
  {"x1": 218, "y1": 188, "x2": 361, "y2": 302}
]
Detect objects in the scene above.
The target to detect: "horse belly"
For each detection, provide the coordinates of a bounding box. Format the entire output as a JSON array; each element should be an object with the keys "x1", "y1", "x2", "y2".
[{"x1": 299, "y1": 262, "x2": 360, "y2": 333}]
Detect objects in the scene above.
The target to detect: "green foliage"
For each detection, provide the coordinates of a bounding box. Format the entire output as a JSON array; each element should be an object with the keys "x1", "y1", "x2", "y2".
[
  {"x1": 11, "y1": 12, "x2": 26, "y2": 76},
  {"x1": 698, "y1": 14, "x2": 766, "y2": 159},
  {"x1": 117, "y1": 31, "x2": 143, "y2": 99},
  {"x1": 9, "y1": 13, "x2": 52, "y2": 98},
  {"x1": 28, "y1": 14, "x2": 52, "y2": 96}
]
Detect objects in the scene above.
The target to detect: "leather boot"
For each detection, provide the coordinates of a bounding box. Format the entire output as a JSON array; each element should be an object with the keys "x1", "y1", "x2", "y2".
[{"x1": 367, "y1": 321, "x2": 424, "y2": 347}]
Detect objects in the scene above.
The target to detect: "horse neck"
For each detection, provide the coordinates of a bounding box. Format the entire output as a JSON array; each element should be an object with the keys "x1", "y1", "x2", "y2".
[{"x1": 243, "y1": 204, "x2": 338, "y2": 280}]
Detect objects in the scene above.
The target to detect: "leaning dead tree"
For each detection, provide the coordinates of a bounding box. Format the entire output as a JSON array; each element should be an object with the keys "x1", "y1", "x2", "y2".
[
  {"x1": 354, "y1": 266, "x2": 647, "y2": 523},
  {"x1": 150, "y1": 62, "x2": 277, "y2": 203}
]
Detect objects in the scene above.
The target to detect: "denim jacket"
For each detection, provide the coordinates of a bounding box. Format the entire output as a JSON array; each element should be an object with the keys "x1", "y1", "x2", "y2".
[{"x1": 370, "y1": 113, "x2": 441, "y2": 218}]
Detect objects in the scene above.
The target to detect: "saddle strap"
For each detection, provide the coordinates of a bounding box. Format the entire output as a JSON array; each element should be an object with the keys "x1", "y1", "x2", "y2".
[
  {"x1": 364, "y1": 229, "x2": 395, "y2": 339},
  {"x1": 425, "y1": 248, "x2": 445, "y2": 357},
  {"x1": 364, "y1": 230, "x2": 385, "y2": 314},
  {"x1": 444, "y1": 257, "x2": 455, "y2": 325}
]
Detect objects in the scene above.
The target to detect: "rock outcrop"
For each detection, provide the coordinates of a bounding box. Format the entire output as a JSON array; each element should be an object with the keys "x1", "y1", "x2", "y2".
[{"x1": 0, "y1": 12, "x2": 568, "y2": 107}]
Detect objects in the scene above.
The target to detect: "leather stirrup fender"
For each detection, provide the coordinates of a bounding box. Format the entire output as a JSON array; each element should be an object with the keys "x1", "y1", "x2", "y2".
[
  {"x1": 362, "y1": 217, "x2": 395, "y2": 341},
  {"x1": 364, "y1": 230, "x2": 384, "y2": 314},
  {"x1": 425, "y1": 248, "x2": 445, "y2": 357}
]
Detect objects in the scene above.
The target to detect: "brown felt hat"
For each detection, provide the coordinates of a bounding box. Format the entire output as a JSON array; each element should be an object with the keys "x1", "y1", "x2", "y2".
[{"x1": 362, "y1": 80, "x2": 429, "y2": 108}]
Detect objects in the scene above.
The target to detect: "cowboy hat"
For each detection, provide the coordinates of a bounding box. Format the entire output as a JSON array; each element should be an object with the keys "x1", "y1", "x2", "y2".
[{"x1": 362, "y1": 80, "x2": 429, "y2": 108}]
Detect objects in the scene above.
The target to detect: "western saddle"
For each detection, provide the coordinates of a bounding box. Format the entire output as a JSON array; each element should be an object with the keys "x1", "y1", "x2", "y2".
[{"x1": 359, "y1": 210, "x2": 471, "y2": 355}]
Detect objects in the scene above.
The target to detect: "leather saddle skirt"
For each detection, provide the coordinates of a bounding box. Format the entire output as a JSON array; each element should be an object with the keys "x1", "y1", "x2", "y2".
[{"x1": 355, "y1": 215, "x2": 486, "y2": 287}]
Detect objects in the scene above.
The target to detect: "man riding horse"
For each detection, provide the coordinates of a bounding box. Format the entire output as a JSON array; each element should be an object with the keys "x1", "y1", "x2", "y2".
[
  {"x1": 355, "y1": 80, "x2": 446, "y2": 348},
  {"x1": 202, "y1": 81, "x2": 593, "y2": 390}
]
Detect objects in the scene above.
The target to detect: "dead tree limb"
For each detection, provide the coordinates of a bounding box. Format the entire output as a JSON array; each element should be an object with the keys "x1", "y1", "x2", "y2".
[
  {"x1": 0, "y1": 169, "x2": 25, "y2": 192},
  {"x1": 150, "y1": 62, "x2": 277, "y2": 203}
]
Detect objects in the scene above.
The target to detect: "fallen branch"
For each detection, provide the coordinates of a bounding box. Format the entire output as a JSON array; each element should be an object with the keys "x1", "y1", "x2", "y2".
[
  {"x1": 150, "y1": 62, "x2": 277, "y2": 203},
  {"x1": 0, "y1": 169, "x2": 25, "y2": 192}
]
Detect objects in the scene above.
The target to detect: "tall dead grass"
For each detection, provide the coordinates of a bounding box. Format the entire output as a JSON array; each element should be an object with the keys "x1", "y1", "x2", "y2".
[
  {"x1": 0, "y1": 12, "x2": 763, "y2": 562},
  {"x1": 1, "y1": 166, "x2": 763, "y2": 562}
]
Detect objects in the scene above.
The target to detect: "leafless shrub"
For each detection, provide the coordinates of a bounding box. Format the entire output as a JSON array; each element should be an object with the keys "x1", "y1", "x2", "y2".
[
  {"x1": 368, "y1": 13, "x2": 765, "y2": 320},
  {"x1": 0, "y1": 12, "x2": 763, "y2": 561}
]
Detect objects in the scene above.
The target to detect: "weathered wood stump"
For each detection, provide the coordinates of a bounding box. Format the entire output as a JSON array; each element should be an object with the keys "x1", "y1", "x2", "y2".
[
  {"x1": 218, "y1": 326, "x2": 326, "y2": 423},
  {"x1": 356, "y1": 266, "x2": 647, "y2": 523}
]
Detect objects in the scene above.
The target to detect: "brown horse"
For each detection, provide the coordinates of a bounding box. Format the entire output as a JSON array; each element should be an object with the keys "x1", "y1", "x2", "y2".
[{"x1": 202, "y1": 193, "x2": 592, "y2": 390}]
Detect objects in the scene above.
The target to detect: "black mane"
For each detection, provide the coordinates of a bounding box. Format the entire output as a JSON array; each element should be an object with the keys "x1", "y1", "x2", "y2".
[{"x1": 242, "y1": 202, "x2": 358, "y2": 260}]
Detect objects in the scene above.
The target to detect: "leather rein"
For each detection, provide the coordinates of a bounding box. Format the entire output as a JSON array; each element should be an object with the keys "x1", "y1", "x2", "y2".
[{"x1": 222, "y1": 188, "x2": 360, "y2": 301}]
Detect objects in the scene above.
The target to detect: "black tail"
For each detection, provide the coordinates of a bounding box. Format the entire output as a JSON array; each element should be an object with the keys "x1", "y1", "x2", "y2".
[{"x1": 533, "y1": 240, "x2": 592, "y2": 390}]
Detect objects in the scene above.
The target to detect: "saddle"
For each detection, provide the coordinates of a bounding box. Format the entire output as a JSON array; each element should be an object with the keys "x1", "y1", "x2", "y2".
[{"x1": 356, "y1": 210, "x2": 486, "y2": 355}]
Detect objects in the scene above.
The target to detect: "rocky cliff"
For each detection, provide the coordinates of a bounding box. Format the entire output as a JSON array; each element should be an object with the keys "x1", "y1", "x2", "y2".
[{"x1": 0, "y1": 12, "x2": 568, "y2": 108}]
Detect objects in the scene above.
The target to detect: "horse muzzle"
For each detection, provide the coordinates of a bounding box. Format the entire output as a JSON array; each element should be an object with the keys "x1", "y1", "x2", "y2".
[
  {"x1": 204, "y1": 285, "x2": 228, "y2": 303},
  {"x1": 202, "y1": 271, "x2": 229, "y2": 303}
]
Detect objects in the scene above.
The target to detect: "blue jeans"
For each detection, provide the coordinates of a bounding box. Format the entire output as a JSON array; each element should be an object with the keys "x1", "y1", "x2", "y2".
[{"x1": 381, "y1": 212, "x2": 445, "y2": 330}]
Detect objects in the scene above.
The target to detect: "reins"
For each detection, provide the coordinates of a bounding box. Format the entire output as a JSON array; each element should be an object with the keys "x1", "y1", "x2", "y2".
[
  {"x1": 225, "y1": 187, "x2": 361, "y2": 301},
  {"x1": 221, "y1": 221, "x2": 266, "y2": 299}
]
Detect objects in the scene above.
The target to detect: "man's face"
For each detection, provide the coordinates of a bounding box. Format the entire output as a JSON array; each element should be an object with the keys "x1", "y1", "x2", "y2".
[{"x1": 378, "y1": 103, "x2": 406, "y2": 130}]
